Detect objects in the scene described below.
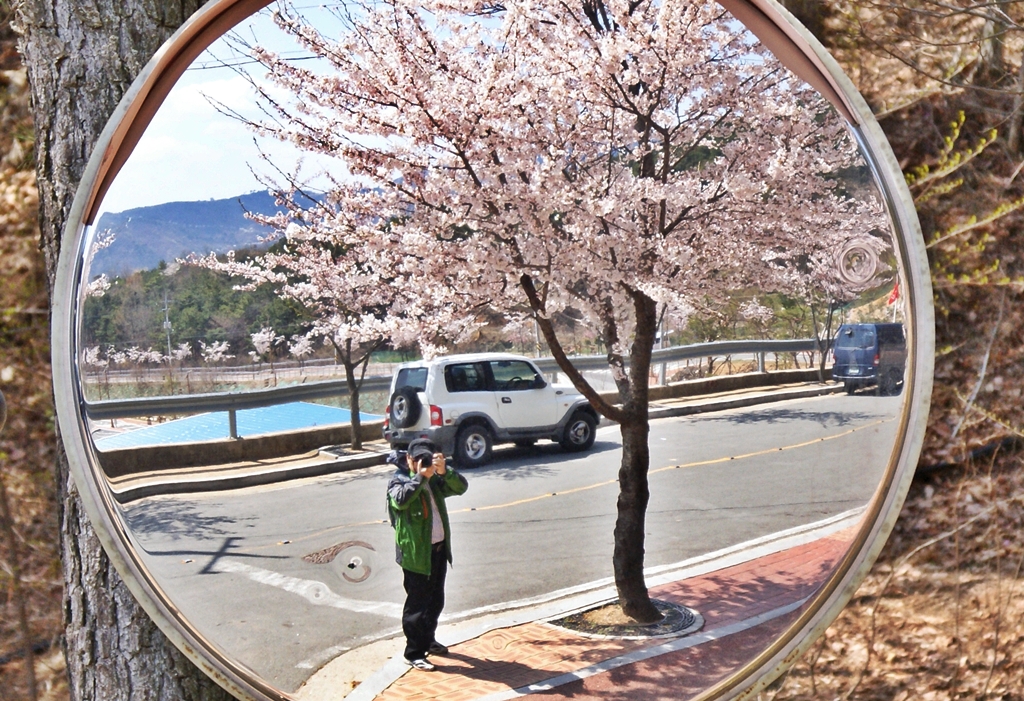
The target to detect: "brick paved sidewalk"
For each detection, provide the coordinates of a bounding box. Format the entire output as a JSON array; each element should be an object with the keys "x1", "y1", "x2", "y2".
[{"x1": 373, "y1": 528, "x2": 854, "y2": 701}]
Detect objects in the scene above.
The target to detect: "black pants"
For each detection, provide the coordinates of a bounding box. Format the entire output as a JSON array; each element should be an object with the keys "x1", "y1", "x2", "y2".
[{"x1": 402, "y1": 543, "x2": 448, "y2": 660}]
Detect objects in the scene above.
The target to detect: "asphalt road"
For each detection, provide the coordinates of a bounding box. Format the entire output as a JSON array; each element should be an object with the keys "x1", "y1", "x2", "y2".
[{"x1": 116, "y1": 391, "x2": 901, "y2": 692}]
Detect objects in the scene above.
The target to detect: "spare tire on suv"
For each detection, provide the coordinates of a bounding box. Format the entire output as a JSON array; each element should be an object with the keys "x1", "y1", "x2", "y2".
[{"x1": 388, "y1": 387, "x2": 422, "y2": 429}]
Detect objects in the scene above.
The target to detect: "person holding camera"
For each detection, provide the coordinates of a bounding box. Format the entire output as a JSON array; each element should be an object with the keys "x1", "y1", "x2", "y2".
[{"x1": 386, "y1": 438, "x2": 469, "y2": 671}]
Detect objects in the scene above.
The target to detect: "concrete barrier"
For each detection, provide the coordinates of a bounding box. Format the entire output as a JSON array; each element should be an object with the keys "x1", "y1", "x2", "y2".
[{"x1": 98, "y1": 419, "x2": 385, "y2": 479}]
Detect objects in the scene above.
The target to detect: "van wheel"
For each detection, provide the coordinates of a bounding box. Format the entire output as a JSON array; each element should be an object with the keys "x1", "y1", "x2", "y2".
[
  {"x1": 455, "y1": 425, "x2": 492, "y2": 468},
  {"x1": 560, "y1": 412, "x2": 597, "y2": 452},
  {"x1": 389, "y1": 387, "x2": 422, "y2": 428},
  {"x1": 844, "y1": 381, "x2": 856, "y2": 395}
]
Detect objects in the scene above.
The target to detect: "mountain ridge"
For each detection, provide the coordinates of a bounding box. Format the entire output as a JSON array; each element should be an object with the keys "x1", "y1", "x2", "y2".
[{"x1": 90, "y1": 191, "x2": 292, "y2": 277}]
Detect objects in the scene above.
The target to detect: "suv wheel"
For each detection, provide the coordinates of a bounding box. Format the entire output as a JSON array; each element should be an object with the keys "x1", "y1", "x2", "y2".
[
  {"x1": 455, "y1": 424, "x2": 493, "y2": 468},
  {"x1": 844, "y1": 381, "x2": 856, "y2": 395},
  {"x1": 560, "y1": 412, "x2": 597, "y2": 452},
  {"x1": 389, "y1": 387, "x2": 422, "y2": 428}
]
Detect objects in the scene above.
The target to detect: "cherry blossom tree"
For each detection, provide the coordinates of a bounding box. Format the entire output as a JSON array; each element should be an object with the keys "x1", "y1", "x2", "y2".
[
  {"x1": 740, "y1": 298, "x2": 776, "y2": 339},
  {"x1": 242, "y1": 0, "x2": 889, "y2": 621},
  {"x1": 246, "y1": 325, "x2": 284, "y2": 386},
  {"x1": 169, "y1": 342, "x2": 193, "y2": 364},
  {"x1": 289, "y1": 333, "x2": 315, "y2": 365},
  {"x1": 186, "y1": 207, "x2": 476, "y2": 449},
  {"x1": 199, "y1": 340, "x2": 235, "y2": 365}
]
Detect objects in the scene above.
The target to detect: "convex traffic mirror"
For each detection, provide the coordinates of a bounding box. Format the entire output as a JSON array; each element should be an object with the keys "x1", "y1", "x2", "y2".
[{"x1": 53, "y1": 1, "x2": 933, "y2": 699}]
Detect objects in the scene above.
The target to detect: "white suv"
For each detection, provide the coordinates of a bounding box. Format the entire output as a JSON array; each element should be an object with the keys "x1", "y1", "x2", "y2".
[{"x1": 382, "y1": 353, "x2": 599, "y2": 467}]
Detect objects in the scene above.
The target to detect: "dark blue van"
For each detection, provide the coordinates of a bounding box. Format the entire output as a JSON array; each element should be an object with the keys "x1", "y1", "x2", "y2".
[{"x1": 831, "y1": 323, "x2": 907, "y2": 395}]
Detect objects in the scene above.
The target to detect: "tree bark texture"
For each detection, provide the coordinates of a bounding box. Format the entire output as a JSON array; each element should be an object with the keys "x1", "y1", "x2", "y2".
[
  {"x1": 611, "y1": 292, "x2": 660, "y2": 623},
  {"x1": 342, "y1": 344, "x2": 363, "y2": 451},
  {"x1": 17, "y1": 1, "x2": 233, "y2": 699}
]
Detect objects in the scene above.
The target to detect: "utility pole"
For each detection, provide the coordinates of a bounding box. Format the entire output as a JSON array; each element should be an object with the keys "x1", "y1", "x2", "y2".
[{"x1": 162, "y1": 291, "x2": 173, "y2": 359}]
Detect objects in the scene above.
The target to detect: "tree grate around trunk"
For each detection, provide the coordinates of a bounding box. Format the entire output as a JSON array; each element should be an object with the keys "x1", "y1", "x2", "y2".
[{"x1": 548, "y1": 599, "x2": 703, "y2": 640}]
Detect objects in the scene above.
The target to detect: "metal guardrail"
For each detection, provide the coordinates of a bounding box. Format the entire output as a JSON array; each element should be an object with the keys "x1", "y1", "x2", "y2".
[
  {"x1": 83, "y1": 337, "x2": 821, "y2": 422},
  {"x1": 532, "y1": 338, "x2": 819, "y2": 374},
  {"x1": 84, "y1": 376, "x2": 393, "y2": 421}
]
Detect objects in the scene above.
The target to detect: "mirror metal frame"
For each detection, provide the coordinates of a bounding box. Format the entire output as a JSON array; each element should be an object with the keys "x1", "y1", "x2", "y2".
[{"x1": 52, "y1": 1, "x2": 934, "y2": 699}]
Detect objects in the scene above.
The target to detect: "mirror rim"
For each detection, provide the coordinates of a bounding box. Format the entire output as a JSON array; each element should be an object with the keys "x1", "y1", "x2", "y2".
[{"x1": 51, "y1": 1, "x2": 934, "y2": 699}]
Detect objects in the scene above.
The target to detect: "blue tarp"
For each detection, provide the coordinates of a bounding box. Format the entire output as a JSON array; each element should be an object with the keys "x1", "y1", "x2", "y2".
[{"x1": 95, "y1": 402, "x2": 382, "y2": 450}]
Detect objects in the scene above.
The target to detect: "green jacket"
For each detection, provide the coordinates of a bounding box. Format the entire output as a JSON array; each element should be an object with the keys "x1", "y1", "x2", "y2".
[{"x1": 387, "y1": 459, "x2": 468, "y2": 575}]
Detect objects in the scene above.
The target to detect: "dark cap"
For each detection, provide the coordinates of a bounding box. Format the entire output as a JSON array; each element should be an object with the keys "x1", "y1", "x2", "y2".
[{"x1": 407, "y1": 438, "x2": 437, "y2": 463}]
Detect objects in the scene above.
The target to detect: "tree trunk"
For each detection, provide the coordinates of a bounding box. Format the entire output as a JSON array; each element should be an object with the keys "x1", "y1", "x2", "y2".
[
  {"x1": 1007, "y1": 58, "x2": 1024, "y2": 154},
  {"x1": 522, "y1": 274, "x2": 662, "y2": 622},
  {"x1": 613, "y1": 410, "x2": 659, "y2": 622},
  {"x1": 974, "y1": 10, "x2": 1007, "y2": 86},
  {"x1": 612, "y1": 291, "x2": 661, "y2": 623},
  {"x1": 17, "y1": 1, "x2": 232, "y2": 699},
  {"x1": 343, "y1": 352, "x2": 363, "y2": 451},
  {"x1": 338, "y1": 338, "x2": 379, "y2": 452}
]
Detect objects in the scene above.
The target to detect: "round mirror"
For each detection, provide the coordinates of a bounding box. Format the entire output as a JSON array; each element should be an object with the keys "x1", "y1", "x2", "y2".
[{"x1": 52, "y1": 0, "x2": 933, "y2": 699}]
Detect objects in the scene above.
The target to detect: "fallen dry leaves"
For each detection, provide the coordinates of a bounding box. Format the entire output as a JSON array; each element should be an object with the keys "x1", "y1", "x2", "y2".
[{"x1": 774, "y1": 456, "x2": 1024, "y2": 701}]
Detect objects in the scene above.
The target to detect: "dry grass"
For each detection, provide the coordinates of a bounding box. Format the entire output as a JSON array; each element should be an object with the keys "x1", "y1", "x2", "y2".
[{"x1": 774, "y1": 456, "x2": 1024, "y2": 701}]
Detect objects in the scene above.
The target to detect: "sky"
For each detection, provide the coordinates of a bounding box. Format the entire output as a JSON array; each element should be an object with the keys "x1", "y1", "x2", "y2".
[{"x1": 96, "y1": 3, "x2": 344, "y2": 216}]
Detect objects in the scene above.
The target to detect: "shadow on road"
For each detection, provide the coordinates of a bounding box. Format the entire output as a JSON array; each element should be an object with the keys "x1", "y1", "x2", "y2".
[
  {"x1": 119, "y1": 499, "x2": 258, "y2": 540},
  {"x1": 461, "y1": 439, "x2": 621, "y2": 481},
  {"x1": 134, "y1": 535, "x2": 289, "y2": 572},
  {"x1": 687, "y1": 406, "x2": 886, "y2": 428}
]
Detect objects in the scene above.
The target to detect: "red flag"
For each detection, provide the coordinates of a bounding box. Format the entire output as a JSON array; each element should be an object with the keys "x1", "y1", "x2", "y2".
[{"x1": 887, "y1": 280, "x2": 900, "y2": 305}]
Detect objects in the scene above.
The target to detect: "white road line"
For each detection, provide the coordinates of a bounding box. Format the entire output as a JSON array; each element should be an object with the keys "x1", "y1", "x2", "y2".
[
  {"x1": 296, "y1": 643, "x2": 352, "y2": 671},
  {"x1": 216, "y1": 561, "x2": 403, "y2": 618}
]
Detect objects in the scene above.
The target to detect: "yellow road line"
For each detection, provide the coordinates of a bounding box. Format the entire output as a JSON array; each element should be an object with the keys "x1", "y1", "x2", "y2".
[
  {"x1": 649, "y1": 417, "x2": 891, "y2": 476},
  {"x1": 239, "y1": 417, "x2": 892, "y2": 553}
]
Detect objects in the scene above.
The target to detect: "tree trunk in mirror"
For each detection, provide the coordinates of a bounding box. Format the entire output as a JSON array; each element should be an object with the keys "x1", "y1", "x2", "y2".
[
  {"x1": 344, "y1": 357, "x2": 364, "y2": 451},
  {"x1": 337, "y1": 337, "x2": 378, "y2": 452},
  {"x1": 612, "y1": 292, "x2": 661, "y2": 624},
  {"x1": 614, "y1": 414, "x2": 657, "y2": 622},
  {"x1": 17, "y1": 1, "x2": 232, "y2": 699},
  {"x1": 524, "y1": 275, "x2": 662, "y2": 624}
]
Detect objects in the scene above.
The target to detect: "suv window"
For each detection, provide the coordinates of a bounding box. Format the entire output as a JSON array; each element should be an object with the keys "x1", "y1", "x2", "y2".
[
  {"x1": 444, "y1": 363, "x2": 488, "y2": 392},
  {"x1": 395, "y1": 367, "x2": 428, "y2": 391},
  {"x1": 489, "y1": 360, "x2": 542, "y2": 391}
]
